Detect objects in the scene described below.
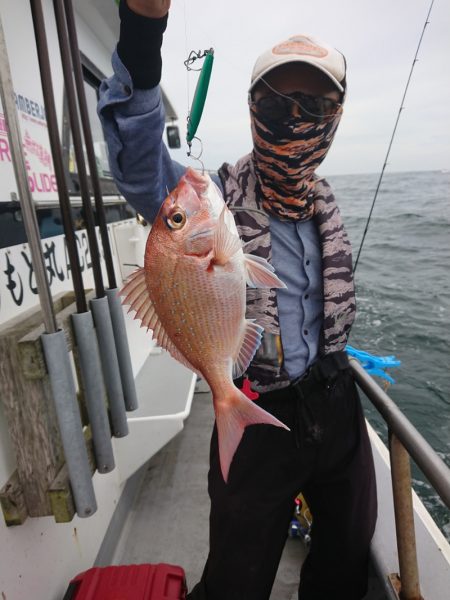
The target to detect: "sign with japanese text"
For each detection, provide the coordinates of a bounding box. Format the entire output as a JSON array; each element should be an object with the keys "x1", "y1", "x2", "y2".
[{"x1": 0, "y1": 229, "x2": 104, "y2": 323}]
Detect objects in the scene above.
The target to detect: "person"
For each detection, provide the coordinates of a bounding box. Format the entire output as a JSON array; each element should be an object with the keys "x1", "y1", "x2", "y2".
[{"x1": 98, "y1": 1, "x2": 378, "y2": 598}]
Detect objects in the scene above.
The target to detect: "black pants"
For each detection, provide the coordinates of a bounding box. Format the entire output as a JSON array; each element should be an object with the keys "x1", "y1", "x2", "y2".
[{"x1": 188, "y1": 360, "x2": 377, "y2": 600}]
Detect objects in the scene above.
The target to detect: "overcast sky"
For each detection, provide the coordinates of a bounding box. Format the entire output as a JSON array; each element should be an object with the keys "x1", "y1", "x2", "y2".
[{"x1": 159, "y1": 0, "x2": 449, "y2": 176}]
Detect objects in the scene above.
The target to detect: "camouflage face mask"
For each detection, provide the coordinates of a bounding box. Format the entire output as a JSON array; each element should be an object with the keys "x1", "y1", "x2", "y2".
[{"x1": 249, "y1": 102, "x2": 343, "y2": 221}]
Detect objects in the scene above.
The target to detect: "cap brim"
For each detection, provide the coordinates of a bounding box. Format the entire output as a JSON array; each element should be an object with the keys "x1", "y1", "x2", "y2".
[{"x1": 249, "y1": 56, "x2": 344, "y2": 94}]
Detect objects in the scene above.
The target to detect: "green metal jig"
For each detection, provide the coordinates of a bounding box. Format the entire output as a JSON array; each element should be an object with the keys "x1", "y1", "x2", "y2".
[{"x1": 184, "y1": 48, "x2": 214, "y2": 153}]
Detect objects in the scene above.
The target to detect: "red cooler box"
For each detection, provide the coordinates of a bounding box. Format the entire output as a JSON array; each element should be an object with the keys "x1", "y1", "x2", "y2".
[{"x1": 63, "y1": 563, "x2": 187, "y2": 599}]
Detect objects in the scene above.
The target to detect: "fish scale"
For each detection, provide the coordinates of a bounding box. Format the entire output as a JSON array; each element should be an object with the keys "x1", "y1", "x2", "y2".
[{"x1": 147, "y1": 259, "x2": 243, "y2": 381}]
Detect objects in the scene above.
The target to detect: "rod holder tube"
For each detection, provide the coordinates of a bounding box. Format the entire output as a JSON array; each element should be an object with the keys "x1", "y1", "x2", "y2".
[
  {"x1": 389, "y1": 432, "x2": 423, "y2": 600},
  {"x1": 71, "y1": 311, "x2": 115, "y2": 473},
  {"x1": 90, "y1": 296, "x2": 128, "y2": 437},
  {"x1": 106, "y1": 288, "x2": 138, "y2": 412},
  {"x1": 41, "y1": 330, "x2": 97, "y2": 518}
]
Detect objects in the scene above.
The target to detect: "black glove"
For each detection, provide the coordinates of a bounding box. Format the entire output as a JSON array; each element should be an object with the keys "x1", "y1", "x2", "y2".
[{"x1": 117, "y1": 0, "x2": 168, "y2": 89}]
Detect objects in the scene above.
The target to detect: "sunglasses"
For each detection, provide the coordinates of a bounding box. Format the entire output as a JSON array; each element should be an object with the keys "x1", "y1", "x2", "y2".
[{"x1": 251, "y1": 90, "x2": 341, "y2": 123}]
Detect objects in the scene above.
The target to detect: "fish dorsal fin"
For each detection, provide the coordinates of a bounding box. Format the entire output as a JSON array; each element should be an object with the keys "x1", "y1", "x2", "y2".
[
  {"x1": 121, "y1": 267, "x2": 147, "y2": 306},
  {"x1": 244, "y1": 254, "x2": 287, "y2": 289},
  {"x1": 232, "y1": 319, "x2": 264, "y2": 379},
  {"x1": 120, "y1": 268, "x2": 153, "y2": 323},
  {"x1": 213, "y1": 206, "x2": 242, "y2": 266},
  {"x1": 120, "y1": 268, "x2": 201, "y2": 377}
]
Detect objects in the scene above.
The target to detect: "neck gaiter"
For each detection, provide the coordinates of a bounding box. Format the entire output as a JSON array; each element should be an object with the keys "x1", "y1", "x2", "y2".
[{"x1": 250, "y1": 104, "x2": 343, "y2": 221}]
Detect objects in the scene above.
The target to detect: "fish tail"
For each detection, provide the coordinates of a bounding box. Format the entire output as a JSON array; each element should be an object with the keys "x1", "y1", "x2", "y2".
[{"x1": 214, "y1": 387, "x2": 290, "y2": 483}]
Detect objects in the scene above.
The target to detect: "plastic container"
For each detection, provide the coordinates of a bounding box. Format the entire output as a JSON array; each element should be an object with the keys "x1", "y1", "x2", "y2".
[{"x1": 63, "y1": 563, "x2": 187, "y2": 599}]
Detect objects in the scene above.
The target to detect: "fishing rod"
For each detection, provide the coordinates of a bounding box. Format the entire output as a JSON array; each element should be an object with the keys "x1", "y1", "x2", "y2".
[
  {"x1": 52, "y1": 0, "x2": 104, "y2": 302},
  {"x1": 63, "y1": 0, "x2": 138, "y2": 413},
  {"x1": 29, "y1": 0, "x2": 118, "y2": 489},
  {"x1": 28, "y1": 4, "x2": 85, "y2": 315},
  {"x1": 65, "y1": 0, "x2": 116, "y2": 292},
  {"x1": 52, "y1": 0, "x2": 129, "y2": 439},
  {"x1": 346, "y1": 1, "x2": 435, "y2": 383},
  {"x1": 0, "y1": 8, "x2": 97, "y2": 518},
  {"x1": 353, "y1": 0, "x2": 435, "y2": 272}
]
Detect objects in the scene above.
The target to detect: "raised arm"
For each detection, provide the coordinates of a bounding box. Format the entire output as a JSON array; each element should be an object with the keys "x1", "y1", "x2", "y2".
[
  {"x1": 97, "y1": 0, "x2": 185, "y2": 222},
  {"x1": 125, "y1": 0, "x2": 171, "y2": 18}
]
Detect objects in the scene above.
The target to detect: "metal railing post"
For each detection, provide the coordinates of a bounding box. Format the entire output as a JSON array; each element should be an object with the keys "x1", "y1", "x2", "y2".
[
  {"x1": 349, "y1": 358, "x2": 450, "y2": 599},
  {"x1": 349, "y1": 358, "x2": 450, "y2": 508},
  {"x1": 389, "y1": 431, "x2": 423, "y2": 600}
]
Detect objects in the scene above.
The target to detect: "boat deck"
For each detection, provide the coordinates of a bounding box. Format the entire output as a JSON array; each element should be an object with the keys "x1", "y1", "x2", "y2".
[{"x1": 113, "y1": 388, "x2": 387, "y2": 599}]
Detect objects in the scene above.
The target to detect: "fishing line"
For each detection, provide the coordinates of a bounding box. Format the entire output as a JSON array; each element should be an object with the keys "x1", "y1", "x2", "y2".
[
  {"x1": 183, "y1": 0, "x2": 190, "y2": 120},
  {"x1": 182, "y1": 1, "x2": 215, "y2": 172},
  {"x1": 353, "y1": 0, "x2": 435, "y2": 272}
]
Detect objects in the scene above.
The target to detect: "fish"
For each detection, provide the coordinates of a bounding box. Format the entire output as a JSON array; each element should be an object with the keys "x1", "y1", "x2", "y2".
[{"x1": 120, "y1": 167, "x2": 289, "y2": 482}]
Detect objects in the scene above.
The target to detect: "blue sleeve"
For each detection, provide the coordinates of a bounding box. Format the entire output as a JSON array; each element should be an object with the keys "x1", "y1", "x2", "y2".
[{"x1": 97, "y1": 49, "x2": 186, "y2": 222}]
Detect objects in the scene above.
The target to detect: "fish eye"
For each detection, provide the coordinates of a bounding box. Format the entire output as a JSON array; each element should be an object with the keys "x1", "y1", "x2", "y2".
[{"x1": 167, "y1": 209, "x2": 187, "y2": 230}]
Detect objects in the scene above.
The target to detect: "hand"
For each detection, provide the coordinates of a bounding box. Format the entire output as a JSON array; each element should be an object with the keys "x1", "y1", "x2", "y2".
[{"x1": 126, "y1": 0, "x2": 171, "y2": 19}]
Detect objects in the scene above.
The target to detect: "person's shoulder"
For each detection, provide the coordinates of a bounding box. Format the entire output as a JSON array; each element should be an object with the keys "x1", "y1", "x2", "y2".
[
  {"x1": 218, "y1": 153, "x2": 253, "y2": 182},
  {"x1": 314, "y1": 175, "x2": 335, "y2": 199}
]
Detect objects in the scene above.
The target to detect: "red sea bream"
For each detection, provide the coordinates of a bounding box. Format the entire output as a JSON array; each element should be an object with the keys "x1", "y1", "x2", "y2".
[{"x1": 121, "y1": 168, "x2": 289, "y2": 481}]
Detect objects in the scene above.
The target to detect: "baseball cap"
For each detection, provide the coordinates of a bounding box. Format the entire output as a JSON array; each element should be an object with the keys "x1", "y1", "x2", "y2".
[{"x1": 250, "y1": 35, "x2": 346, "y2": 93}]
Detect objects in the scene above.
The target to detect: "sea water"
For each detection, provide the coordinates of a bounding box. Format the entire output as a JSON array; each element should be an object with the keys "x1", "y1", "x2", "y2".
[{"x1": 327, "y1": 170, "x2": 450, "y2": 540}]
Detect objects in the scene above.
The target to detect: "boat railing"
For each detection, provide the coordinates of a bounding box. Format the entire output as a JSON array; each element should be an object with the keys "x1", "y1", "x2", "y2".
[{"x1": 350, "y1": 358, "x2": 450, "y2": 600}]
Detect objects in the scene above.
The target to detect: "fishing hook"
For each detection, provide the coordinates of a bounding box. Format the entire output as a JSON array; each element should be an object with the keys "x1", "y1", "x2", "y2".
[{"x1": 187, "y1": 135, "x2": 205, "y2": 173}]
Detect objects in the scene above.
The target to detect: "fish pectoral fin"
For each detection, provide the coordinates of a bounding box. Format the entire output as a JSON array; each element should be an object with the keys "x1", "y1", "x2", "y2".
[
  {"x1": 244, "y1": 254, "x2": 287, "y2": 289},
  {"x1": 232, "y1": 320, "x2": 264, "y2": 379},
  {"x1": 213, "y1": 206, "x2": 242, "y2": 266},
  {"x1": 214, "y1": 388, "x2": 290, "y2": 482}
]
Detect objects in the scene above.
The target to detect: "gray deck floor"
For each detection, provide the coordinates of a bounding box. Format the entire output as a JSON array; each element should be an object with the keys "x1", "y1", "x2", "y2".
[{"x1": 116, "y1": 389, "x2": 385, "y2": 599}]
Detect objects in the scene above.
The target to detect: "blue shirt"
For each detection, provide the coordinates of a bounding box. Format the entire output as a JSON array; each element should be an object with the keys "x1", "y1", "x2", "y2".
[{"x1": 97, "y1": 50, "x2": 324, "y2": 380}]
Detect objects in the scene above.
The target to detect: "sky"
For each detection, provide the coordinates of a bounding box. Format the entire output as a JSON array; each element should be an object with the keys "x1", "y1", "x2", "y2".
[{"x1": 160, "y1": 0, "x2": 449, "y2": 176}]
